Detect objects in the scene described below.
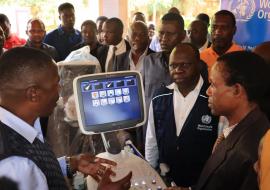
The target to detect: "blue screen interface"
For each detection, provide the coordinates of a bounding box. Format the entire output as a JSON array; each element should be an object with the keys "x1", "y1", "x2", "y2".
[{"x1": 80, "y1": 75, "x2": 142, "y2": 126}]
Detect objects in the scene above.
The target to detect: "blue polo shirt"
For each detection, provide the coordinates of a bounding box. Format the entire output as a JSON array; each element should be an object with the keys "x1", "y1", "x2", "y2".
[{"x1": 44, "y1": 25, "x2": 82, "y2": 61}]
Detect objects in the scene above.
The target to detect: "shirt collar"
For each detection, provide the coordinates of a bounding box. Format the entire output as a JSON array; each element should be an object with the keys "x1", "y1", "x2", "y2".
[
  {"x1": 223, "y1": 123, "x2": 237, "y2": 138},
  {"x1": 167, "y1": 75, "x2": 203, "y2": 95},
  {"x1": 57, "y1": 25, "x2": 78, "y2": 35},
  {"x1": 25, "y1": 40, "x2": 46, "y2": 49},
  {"x1": 0, "y1": 106, "x2": 43, "y2": 143},
  {"x1": 110, "y1": 38, "x2": 125, "y2": 50}
]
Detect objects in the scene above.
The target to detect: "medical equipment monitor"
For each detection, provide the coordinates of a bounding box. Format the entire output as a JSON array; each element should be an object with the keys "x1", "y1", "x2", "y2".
[{"x1": 73, "y1": 71, "x2": 146, "y2": 134}]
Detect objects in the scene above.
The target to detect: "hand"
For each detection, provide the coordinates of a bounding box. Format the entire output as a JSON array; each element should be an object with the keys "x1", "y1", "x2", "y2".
[
  {"x1": 97, "y1": 169, "x2": 132, "y2": 190},
  {"x1": 70, "y1": 153, "x2": 117, "y2": 182}
]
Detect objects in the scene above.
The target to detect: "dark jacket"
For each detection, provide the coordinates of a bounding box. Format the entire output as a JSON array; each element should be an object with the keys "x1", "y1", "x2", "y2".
[{"x1": 196, "y1": 107, "x2": 270, "y2": 190}]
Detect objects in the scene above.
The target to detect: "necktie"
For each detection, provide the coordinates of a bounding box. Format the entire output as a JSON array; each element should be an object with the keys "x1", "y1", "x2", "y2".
[
  {"x1": 107, "y1": 46, "x2": 117, "y2": 72},
  {"x1": 212, "y1": 133, "x2": 225, "y2": 154}
]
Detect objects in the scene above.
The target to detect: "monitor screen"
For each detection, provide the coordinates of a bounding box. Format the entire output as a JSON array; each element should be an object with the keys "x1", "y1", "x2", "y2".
[{"x1": 73, "y1": 71, "x2": 146, "y2": 134}]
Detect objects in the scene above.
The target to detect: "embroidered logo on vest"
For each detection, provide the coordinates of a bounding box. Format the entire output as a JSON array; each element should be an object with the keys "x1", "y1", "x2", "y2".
[{"x1": 201, "y1": 115, "x2": 212, "y2": 124}]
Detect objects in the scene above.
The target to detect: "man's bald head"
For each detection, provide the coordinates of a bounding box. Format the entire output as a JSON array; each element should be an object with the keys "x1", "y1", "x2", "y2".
[
  {"x1": 169, "y1": 43, "x2": 201, "y2": 92},
  {"x1": 253, "y1": 41, "x2": 270, "y2": 65}
]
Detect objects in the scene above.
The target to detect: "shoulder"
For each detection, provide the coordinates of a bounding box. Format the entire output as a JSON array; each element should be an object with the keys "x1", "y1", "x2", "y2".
[
  {"x1": 231, "y1": 43, "x2": 244, "y2": 51},
  {"x1": 144, "y1": 52, "x2": 163, "y2": 62},
  {"x1": 152, "y1": 86, "x2": 173, "y2": 101}
]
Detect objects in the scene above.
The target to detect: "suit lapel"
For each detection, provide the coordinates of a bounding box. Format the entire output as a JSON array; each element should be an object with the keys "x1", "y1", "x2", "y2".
[{"x1": 196, "y1": 107, "x2": 261, "y2": 189}]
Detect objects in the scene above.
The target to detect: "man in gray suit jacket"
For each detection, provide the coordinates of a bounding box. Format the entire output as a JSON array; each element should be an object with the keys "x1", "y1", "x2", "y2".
[{"x1": 141, "y1": 13, "x2": 186, "y2": 143}]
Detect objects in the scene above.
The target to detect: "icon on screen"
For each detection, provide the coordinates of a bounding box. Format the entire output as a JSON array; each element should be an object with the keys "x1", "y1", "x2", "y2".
[
  {"x1": 108, "y1": 97, "x2": 115, "y2": 105},
  {"x1": 83, "y1": 83, "x2": 92, "y2": 91},
  {"x1": 99, "y1": 90, "x2": 107, "y2": 98},
  {"x1": 116, "y1": 96, "x2": 123, "y2": 104},
  {"x1": 116, "y1": 80, "x2": 125, "y2": 87},
  {"x1": 123, "y1": 95, "x2": 130, "y2": 103},
  {"x1": 92, "y1": 99, "x2": 100, "y2": 107},
  {"x1": 122, "y1": 88, "x2": 129, "y2": 95},
  {"x1": 95, "y1": 83, "x2": 103, "y2": 90},
  {"x1": 115, "y1": 89, "x2": 122, "y2": 96},
  {"x1": 91, "y1": 91, "x2": 99, "y2": 99},
  {"x1": 100, "y1": 98, "x2": 108, "y2": 106},
  {"x1": 107, "y1": 90, "x2": 114, "y2": 97},
  {"x1": 106, "y1": 81, "x2": 114, "y2": 88},
  {"x1": 127, "y1": 79, "x2": 135, "y2": 86}
]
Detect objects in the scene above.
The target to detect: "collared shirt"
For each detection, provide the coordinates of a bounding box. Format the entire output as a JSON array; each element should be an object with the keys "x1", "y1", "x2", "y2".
[
  {"x1": 129, "y1": 48, "x2": 148, "y2": 71},
  {"x1": 223, "y1": 123, "x2": 237, "y2": 138},
  {"x1": 24, "y1": 40, "x2": 60, "y2": 61},
  {"x1": 4, "y1": 34, "x2": 26, "y2": 49},
  {"x1": 199, "y1": 38, "x2": 210, "y2": 52},
  {"x1": 105, "y1": 39, "x2": 127, "y2": 72},
  {"x1": 0, "y1": 107, "x2": 66, "y2": 190},
  {"x1": 44, "y1": 25, "x2": 82, "y2": 61},
  {"x1": 145, "y1": 76, "x2": 204, "y2": 167},
  {"x1": 200, "y1": 43, "x2": 243, "y2": 69}
]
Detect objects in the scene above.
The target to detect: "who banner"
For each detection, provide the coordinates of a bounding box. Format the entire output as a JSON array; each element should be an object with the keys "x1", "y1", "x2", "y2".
[{"x1": 221, "y1": 0, "x2": 270, "y2": 50}]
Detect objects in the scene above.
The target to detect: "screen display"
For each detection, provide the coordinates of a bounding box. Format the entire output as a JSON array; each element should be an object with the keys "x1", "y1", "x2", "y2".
[{"x1": 79, "y1": 75, "x2": 142, "y2": 128}]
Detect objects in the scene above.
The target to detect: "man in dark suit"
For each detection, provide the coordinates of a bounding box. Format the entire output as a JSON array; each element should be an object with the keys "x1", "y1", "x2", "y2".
[
  {"x1": 195, "y1": 51, "x2": 270, "y2": 190},
  {"x1": 167, "y1": 51, "x2": 270, "y2": 190},
  {"x1": 102, "y1": 17, "x2": 131, "y2": 72},
  {"x1": 113, "y1": 21, "x2": 154, "y2": 71},
  {"x1": 72, "y1": 20, "x2": 105, "y2": 67}
]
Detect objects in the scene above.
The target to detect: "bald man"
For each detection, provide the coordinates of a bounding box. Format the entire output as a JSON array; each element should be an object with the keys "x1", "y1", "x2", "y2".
[
  {"x1": 145, "y1": 43, "x2": 219, "y2": 188},
  {"x1": 25, "y1": 18, "x2": 59, "y2": 61},
  {"x1": 113, "y1": 21, "x2": 154, "y2": 71},
  {"x1": 188, "y1": 20, "x2": 211, "y2": 52}
]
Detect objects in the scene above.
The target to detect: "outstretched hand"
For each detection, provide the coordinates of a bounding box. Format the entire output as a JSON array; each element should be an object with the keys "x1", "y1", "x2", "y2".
[
  {"x1": 97, "y1": 169, "x2": 132, "y2": 190},
  {"x1": 70, "y1": 153, "x2": 117, "y2": 182}
]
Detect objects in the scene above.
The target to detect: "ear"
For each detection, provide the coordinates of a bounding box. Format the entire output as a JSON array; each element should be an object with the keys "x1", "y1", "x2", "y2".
[
  {"x1": 232, "y1": 83, "x2": 243, "y2": 97},
  {"x1": 25, "y1": 86, "x2": 40, "y2": 102}
]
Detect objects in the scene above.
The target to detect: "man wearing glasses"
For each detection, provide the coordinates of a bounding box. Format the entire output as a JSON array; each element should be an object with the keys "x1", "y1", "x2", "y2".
[
  {"x1": 141, "y1": 13, "x2": 186, "y2": 146},
  {"x1": 145, "y1": 43, "x2": 219, "y2": 189}
]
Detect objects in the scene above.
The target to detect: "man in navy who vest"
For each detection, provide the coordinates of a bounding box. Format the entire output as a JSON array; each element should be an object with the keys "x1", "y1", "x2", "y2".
[
  {"x1": 0, "y1": 47, "x2": 132, "y2": 190},
  {"x1": 145, "y1": 43, "x2": 219, "y2": 189}
]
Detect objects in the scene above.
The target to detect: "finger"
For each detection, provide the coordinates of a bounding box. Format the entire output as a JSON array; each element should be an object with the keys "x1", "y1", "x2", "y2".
[
  {"x1": 99, "y1": 164, "x2": 107, "y2": 171},
  {"x1": 101, "y1": 168, "x2": 114, "y2": 182},
  {"x1": 92, "y1": 174, "x2": 101, "y2": 183},
  {"x1": 95, "y1": 157, "x2": 117, "y2": 166}
]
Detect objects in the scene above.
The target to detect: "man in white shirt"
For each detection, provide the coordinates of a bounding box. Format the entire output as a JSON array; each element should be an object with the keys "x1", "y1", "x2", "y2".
[
  {"x1": 0, "y1": 47, "x2": 132, "y2": 190},
  {"x1": 102, "y1": 17, "x2": 130, "y2": 72},
  {"x1": 113, "y1": 21, "x2": 155, "y2": 72},
  {"x1": 145, "y1": 43, "x2": 219, "y2": 188}
]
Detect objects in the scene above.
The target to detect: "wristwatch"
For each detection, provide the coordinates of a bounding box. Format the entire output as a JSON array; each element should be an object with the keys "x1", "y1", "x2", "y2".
[{"x1": 65, "y1": 156, "x2": 76, "y2": 178}]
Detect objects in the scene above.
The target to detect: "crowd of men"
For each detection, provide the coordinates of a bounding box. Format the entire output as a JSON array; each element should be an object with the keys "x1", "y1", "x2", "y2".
[{"x1": 0, "y1": 2, "x2": 270, "y2": 190}]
